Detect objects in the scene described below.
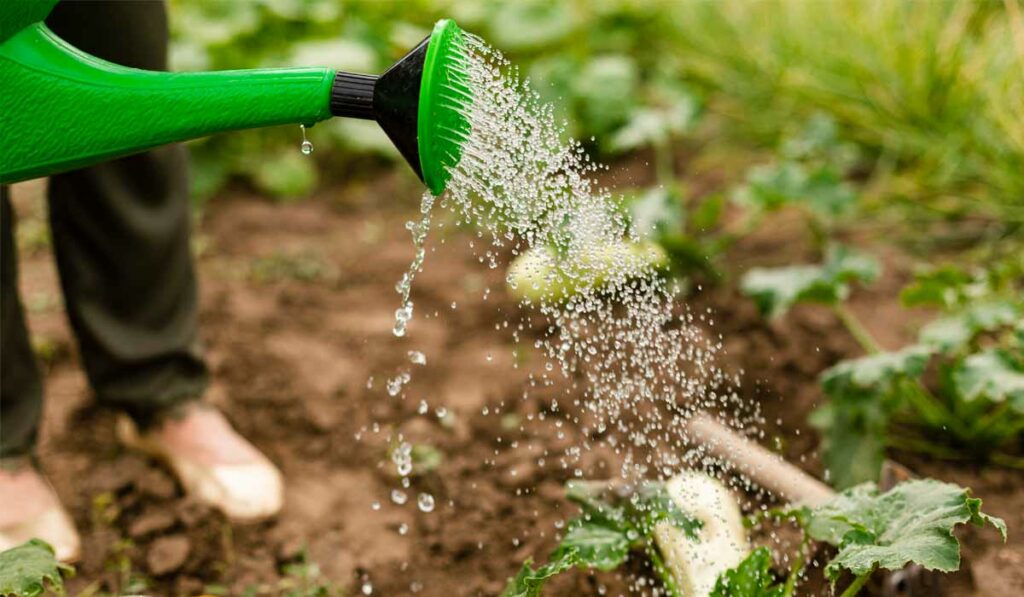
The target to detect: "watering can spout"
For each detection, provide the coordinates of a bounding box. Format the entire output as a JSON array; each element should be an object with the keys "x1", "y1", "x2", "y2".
[{"x1": 0, "y1": 8, "x2": 470, "y2": 195}]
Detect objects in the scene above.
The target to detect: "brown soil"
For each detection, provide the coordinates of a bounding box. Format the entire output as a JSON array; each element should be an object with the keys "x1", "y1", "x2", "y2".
[{"x1": 9, "y1": 170, "x2": 1022, "y2": 596}]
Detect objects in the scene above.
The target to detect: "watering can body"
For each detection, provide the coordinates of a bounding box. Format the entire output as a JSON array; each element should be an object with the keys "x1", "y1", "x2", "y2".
[
  {"x1": 0, "y1": 2, "x2": 469, "y2": 193},
  {"x1": 0, "y1": 0, "x2": 334, "y2": 185}
]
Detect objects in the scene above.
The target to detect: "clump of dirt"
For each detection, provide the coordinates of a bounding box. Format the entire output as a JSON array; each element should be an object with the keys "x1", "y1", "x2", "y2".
[{"x1": 11, "y1": 174, "x2": 1021, "y2": 595}]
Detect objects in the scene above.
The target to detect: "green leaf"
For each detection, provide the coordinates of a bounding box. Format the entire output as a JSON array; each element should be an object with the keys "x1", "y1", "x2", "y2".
[
  {"x1": 810, "y1": 394, "x2": 889, "y2": 490},
  {"x1": 900, "y1": 266, "x2": 973, "y2": 308},
  {"x1": 550, "y1": 520, "x2": 632, "y2": 571},
  {"x1": 0, "y1": 539, "x2": 73, "y2": 597},
  {"x1": 952, "y1": 350, "x2": 1024, "y2": 412},
  {"x1": 920, "y1": 300, "x2": 1021, "y2": 353},
  {"x1": 250, "y1": 150, "x2": 319, "y2": 200},
  {"x1": 710, "y1": 547, "x2": 785, "y2": 597},
  {"x1": 628, "y1": 186, "x2": 684, "y2": 240},
  {"x1": 502, "y1": 554, "x2": 578, "y2": 597},
  {"x1": 632, "y1": 483, "x2": 703, "y2": 539},
  {"x1": 731, "y1": 163, "x2": 808, "y2": 213},
  {"x1": 806, "y1": 480, "x2": 1007, "y2": 582},
  {"x1": 802, "y1": 167, "x2": 857, "y2": 218},
  {"x1": 502, "y1": 518, "x2": 630, "y2": 597},
  {"x1": 689, "y1": 194, "x2": 726, "y2": 233},
  {"x1": 573, "y1": 56, "x2": 640, "y2": 136},
  {"x1": 741, "y1": 245, "x2": 879, "y2": 318},
  {"x1": 487, "y1": 1, "x2": 574, "y2": 51},
  {"x1": 821, "y1": 345, "x2": 933, "y2": 395},
  {"x1": 608, "y1": 83, "x2": 699, "y2": 153}
]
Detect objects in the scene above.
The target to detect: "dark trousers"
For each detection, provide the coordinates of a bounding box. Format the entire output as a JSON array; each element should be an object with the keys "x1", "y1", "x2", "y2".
[{"x1": 1, "y1": 1, "x2": 207, "y2": 458}]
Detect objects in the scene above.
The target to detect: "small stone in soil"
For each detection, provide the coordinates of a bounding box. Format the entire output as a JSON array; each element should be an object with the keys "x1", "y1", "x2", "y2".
[
  {"x1": 128, "y1": 509, "x2": 176, "y2": 538},
  {"x1": 147, "y1": 534, "x2": 191, "y2": 576}
]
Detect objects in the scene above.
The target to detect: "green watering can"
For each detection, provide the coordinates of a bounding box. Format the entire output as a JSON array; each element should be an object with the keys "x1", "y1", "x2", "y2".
[{"x1": 0, "y1": 1, "x2": 471, "y2": 195}]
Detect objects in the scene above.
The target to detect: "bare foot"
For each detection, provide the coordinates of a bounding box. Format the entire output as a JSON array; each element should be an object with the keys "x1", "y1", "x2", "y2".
[
  {"x1": 0, "y1": 462, "x2": 80, "y2": 562},
  {"x1": 118, "y1": 404, "x2": 283, "y2": 521}
]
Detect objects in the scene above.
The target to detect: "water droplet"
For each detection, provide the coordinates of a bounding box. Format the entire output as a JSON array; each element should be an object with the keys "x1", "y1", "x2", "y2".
[
  {"x1": 361, "y1": 582, "x2": 373, "y2": 595},
  {"x1": 398, "y1": 523, "x2": 409, "y2": 535},
  {"x1": 408, "y1": 350, "x2": 427, "y2": 366},
  {"x1": 371, "y1": 501, "x2": 381, "y2": 511},
  {"x1": 391, "y1": 489, "x2": 407, "y2": 505},
  {"x1": 299, "y1": 125, "x2": 314, "y2": 155},
  {"x1": 417, "y1": 493, "x2": 435, "y2": 513}
]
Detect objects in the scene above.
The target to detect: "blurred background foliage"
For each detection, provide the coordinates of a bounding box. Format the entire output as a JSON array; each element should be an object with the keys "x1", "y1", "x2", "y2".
[{"x1": 169, "y1": 0, "x2": 1023, "y2": 243}]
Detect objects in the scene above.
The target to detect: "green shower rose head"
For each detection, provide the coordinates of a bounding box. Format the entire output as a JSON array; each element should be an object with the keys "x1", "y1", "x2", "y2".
[{"x1": 331, "y1": 19, "x2": 472, "y2": 196}]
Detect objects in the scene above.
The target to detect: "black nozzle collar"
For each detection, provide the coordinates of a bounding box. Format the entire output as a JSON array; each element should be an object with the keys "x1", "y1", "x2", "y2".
[{"x1": 330, "y1": 72, "x2": 377, "y2": 120}]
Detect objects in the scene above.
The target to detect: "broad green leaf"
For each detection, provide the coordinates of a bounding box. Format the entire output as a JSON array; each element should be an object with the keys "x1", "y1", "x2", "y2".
[
  {"x1": 573, "y1": 56, "x2": 639, "y2": 136},
  {"x1": 952, "y1": 350, "x2": 1024, "y2": 413},
  {"x1": 806, "y1": 480, "x2": 1007, "y2": 582},
  {"x1": 609, "y1": 108, "x2": 674, "y2": 152},
  {"x1": 502, "y1": 554, "x2": 578, "y2": 597},
  {"x1": 741, "y1": 245, "x2": 879, "y2": 318},
  {"x1": 822, "y1": 244, "x2": 880, "y2": 283},
  {"x1": 810, "y1": 394, "x2": 889, "y2": 490},
  {"x1": 487, "y1": 1, "x2": 574, "y2": 51},
  {"x1": 920, "y1": 300, "x2": 1021, "y2": 353},
  {"x1": 502, "y1": 518, "x2": 630, "y2": 597},
  {"x1": 609, "y1": 82, "x2": 699, "y2": 153},
  {"x1": 690, "y1": 194, "x2": 726, "y2": 233},
  {"x1": 919, "y1": 316, "x2": 972, "y2": 353},
  {"x1": 821, "y1": 345, "x2": 933, "y2": 395},
  {"x1": 730, "y1": 162, "x2": 855, "y2": 217},
  {"x1": 741, "y1": 265, "x2": 829, "y2": 318},
  {"x1": 710, "y1": 547, "x2": 785, "y2": 597},
  {"x1": 289, "y1": 38, "x2": 378, "y2": 72},
  {"x1": 628, "y1": 187, "x2": 684, "y2": 240},
  {"x1": 0, "y1": 539, "x2": 73, "y2": 597},
  {"x1": 632, "y1": 483, "x2": 703, "y2": 539},
  {"x1": 802, "y1": 167, "x2": 857, "y2": 218},
  {"x1": 550, "y1": 520, "x2": 632, "y2": 571},
  {"x1": 900, "y1": 266, "x2": 973, "y2": 308},
  {"x1": 731, "y1": 163, "x2": 808, "y2": 213},
  {"x1": 249, "y1": 150, "x2": 319, "y2": 201}
]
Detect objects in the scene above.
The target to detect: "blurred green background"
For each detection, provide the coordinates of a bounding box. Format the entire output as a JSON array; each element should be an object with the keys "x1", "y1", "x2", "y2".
[{"x1": 170, "y1": 0, "x2": 1023, "y2": 242}]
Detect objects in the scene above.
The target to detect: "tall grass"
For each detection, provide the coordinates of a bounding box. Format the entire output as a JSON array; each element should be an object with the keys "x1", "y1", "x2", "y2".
[{"x1": 666, "y1": 0, "x2": 1024, "y2": 222}]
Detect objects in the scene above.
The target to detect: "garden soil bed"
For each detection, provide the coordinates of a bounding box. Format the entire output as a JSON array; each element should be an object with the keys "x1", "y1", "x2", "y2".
[{"x1": 11, "y1": 172, "x2": 1022, "y2": 596}]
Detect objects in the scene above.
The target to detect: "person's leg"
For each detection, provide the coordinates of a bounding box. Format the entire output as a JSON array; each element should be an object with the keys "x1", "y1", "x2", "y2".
[
  {"x1": 0, "y1": 186, "x2": 80, "y2": 561},
  {"x1": 42, "y1": 1, "x2": 282, "y2": 521},
  {"x1": 45, "y1": 0, "x2": 208, "y2": 428},
  {"x1": 0, "y1": 186, "x2": 44, "y2": 459}
]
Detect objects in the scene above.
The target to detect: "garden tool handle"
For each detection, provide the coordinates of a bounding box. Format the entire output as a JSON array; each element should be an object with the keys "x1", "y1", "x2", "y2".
[{"x1": 685, "y1": 413, "x2": 835, "y2": 507}]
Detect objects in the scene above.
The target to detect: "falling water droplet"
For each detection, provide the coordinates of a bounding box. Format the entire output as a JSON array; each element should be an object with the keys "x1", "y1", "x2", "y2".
[
  {"x1": 361, "y1": 582, "x2": 373, "y2": 595},
  {"x1": 417, "y1": 493, "x2": 435, "y2": 513},
  {"x1": 398, "y1": 523, "x2": 409, "y2": 535},
  {"x1": 299, "y1": 124, "x2": 314, "y2": 155},
  {"x1": 391, "y1": 489, "x2": 407, "y2": 505}
]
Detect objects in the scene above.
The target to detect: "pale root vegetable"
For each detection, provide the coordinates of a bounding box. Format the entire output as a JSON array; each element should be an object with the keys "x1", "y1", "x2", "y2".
[
  {"x1": 653, "y1": 471, "x2": 749, "y2": 597},
  {"x1": 506, "y1": 241, "x2": 668, "y2": 303}
]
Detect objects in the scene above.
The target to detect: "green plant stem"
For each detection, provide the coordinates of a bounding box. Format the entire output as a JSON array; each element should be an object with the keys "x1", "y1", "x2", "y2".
[
  {"x1": 781, "y1": 537, "x2": 808, "y2": 597},
  {"x1": 833, "y1": 303, "x2": 882, "y2": 354},
  {"x1": 990, "y1": 451, "x2": 1024, "y2": 469},
  {"x1": 653, "y1": 138, "x2": 675, "y2": 188},
  {"x1": 886, "y1": 434, "x2": 970, "y2": 461},
  {"x1": 839, "y1": 569, "x2": 874, "y2": 597},
  {"x1": 647, "y1": 543, "x2": 683, "y2": 597}
]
